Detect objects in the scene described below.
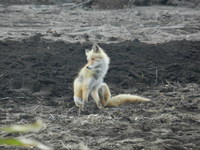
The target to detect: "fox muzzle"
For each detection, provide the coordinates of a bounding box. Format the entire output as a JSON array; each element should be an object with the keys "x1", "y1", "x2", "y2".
[{"x1": 86, "y1": 66, "x2": 91, "y2": 69}]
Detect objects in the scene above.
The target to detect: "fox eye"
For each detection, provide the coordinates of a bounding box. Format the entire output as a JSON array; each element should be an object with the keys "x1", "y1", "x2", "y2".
[{"x1": 91, "y1": 58, "x2": 95, "y2": 60}]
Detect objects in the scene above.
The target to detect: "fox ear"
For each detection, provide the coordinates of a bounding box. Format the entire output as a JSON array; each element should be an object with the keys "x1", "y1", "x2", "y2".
[
  {"x1": 85, "y1": 49, "x2": 90, "y2": 55},
  {"x1": 92, "y1": 43, "x2": 100, "y2": 53}
]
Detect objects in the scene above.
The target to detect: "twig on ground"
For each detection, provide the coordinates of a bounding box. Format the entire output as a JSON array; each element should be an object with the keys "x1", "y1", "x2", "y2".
[
  {"x1": 68, "y1": 87, "x2": 73, "y2": 92},
  {"x1": 70, "y1": 0, "x2": 94, "y2": 10},
  {"x1": 59, "y1": 140, "x2": 69, "y2": 149},
  {"x1": 177, "y1": 81, "x2": 181, "y2": 87},
  {"x1": 155, "y1": 67, "x2": 158, "y2": 85},
  {"x1": 156, "y1": 98, "x2": 171, "y2": 115},
  {"x1": 1, "y1": 97, "x2": 10, "y2": 100},
  {"x1": 66, "y1": 106, "x2": 75, "y2": 113},
  {"x1": 48, "y1": 114, "x2": 55, "y2": 120},
  {"x1": 32, "y1": 104, "x2": 49, "y2": 112},
  {"x1": 165, "y1": 80, "x2": 171, "y2": 86},
  {"x1": 33, "y1": 105, "x2": 41, "y2": 111}
]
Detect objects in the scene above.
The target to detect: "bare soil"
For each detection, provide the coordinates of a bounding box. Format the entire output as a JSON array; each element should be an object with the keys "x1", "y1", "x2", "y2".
[
  {"x1": 0, "y1": 36, "x2": 200, "y2": 150},
  {"x1": 0, "y1": 2, "x2": 200, "y2": 150},
  {"x1": 0, "y1": 5, "x2": 200, "y2": 44}
]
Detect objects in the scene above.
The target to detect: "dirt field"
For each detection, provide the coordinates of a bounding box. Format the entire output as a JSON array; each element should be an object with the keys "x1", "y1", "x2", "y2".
[
  {"x1": 0, "y1": 2, "x2": 200, "y2": 150},
  {"x1": 0, "y1": 4, "x2": 200, "y2": 44},
  {"x1": 0, "y1": 36, "x2": 200, "y2": 150}
]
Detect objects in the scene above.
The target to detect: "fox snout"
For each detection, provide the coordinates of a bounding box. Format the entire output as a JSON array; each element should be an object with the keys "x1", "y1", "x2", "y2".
[
  {"x1": 86, "y1": 59, "x2": 98, "y2": 69},
  {"x1": 86, "y1": 64, "x2": 97, "y2": 69},
  {"x1": 87, "y1": 66, "x2": 92, "y2": 69}
]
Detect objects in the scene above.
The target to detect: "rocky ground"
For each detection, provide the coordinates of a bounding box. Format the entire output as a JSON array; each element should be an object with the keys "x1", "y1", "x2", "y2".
[{"x1": 0, "y1": 1, "x2": 200, "y2": 150}]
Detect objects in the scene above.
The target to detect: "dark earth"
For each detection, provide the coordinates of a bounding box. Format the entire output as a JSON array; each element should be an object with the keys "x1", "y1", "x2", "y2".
[{"x1": 0, "y1": 0, "x2": 200, "y2": 150}]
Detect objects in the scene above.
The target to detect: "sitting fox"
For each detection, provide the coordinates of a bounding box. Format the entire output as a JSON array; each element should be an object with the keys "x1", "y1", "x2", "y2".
[{"x1": 73, "y1": 43, "x2": 150, "y2": 109}]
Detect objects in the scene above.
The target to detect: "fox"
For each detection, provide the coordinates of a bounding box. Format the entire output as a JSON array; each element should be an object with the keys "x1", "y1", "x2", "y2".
[{"x1": 73, "y1": 43, "x2": 150, "y2": 110}]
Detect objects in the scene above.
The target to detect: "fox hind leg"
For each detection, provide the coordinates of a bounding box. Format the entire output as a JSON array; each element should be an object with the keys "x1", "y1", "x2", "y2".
[
  {"x1": 98, "y1": 83, "x2": 111, "y2": 107},
  {"x1": 91, "y1": 89, "x2": 103, "y2": 109}
]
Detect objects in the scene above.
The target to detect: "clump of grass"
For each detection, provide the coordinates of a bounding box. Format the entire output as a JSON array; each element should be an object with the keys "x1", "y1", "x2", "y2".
[{"x1": 0, "y1": 120, "x2": 52, "y2": 150}]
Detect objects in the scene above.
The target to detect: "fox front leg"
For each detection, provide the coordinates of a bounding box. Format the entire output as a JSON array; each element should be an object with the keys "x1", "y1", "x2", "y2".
[
  {"x1": 98, "y1": 83, "x2": 111, "y2": 107},
  {"x1": 73, "y1": 78, "x2": 84, "y2": 109},
  {"x1": 74, "y1": 96, "x2": 83, "y2": 108},
  {"x1": 81, "y1": 86, "x2": 90, "y2": 110}
]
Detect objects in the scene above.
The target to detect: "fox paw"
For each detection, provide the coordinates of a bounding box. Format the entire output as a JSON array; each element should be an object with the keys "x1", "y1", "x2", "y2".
[
  {"x1": 74, "y1": 96, "x2": 84, "y2": 108},
  {"x1": 97, "y1": 102, "x2": 104, "y2": 109}
]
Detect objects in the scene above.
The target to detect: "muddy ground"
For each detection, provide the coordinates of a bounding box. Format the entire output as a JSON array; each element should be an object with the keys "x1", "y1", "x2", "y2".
[{"x1": 0, "y1": 2, "x2": 200, "y2": 150}]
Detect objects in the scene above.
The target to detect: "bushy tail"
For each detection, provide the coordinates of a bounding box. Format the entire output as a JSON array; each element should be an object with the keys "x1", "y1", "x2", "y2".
[{"x1": 105, "y1": 94, "x2": 151, "y2": 107}]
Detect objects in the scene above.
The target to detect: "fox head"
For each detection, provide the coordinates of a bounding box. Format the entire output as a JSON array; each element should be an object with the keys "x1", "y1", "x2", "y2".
[{"x1": 85, "y1": 44, "x2": 110, "y2": 70}]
